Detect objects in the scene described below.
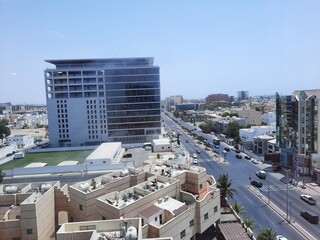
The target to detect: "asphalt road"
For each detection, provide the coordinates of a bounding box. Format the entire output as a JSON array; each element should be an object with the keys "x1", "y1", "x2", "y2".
[{"x1": 163, "y1": 112, "x2": 319, "y2": 240}]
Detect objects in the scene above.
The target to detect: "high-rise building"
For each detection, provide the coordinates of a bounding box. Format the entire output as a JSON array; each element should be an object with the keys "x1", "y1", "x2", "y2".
[
  {"x1": 276, "y1": 90, "x2": 320, "y2": 182},
  {"x1": 45, "y1": 58, "x2": 161, "y2": 147},
  {"x1": 237, "y1": 91, "x2": 249, "y2": 101}
]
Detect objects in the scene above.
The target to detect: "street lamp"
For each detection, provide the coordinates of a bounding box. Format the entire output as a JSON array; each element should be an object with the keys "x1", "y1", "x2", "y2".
[
  {"x1": 285, "y1": 169, "x2": 291, "y2": 222},
  {"x1": 222, "y1": 150, "x2": 227, "y2": 162}
]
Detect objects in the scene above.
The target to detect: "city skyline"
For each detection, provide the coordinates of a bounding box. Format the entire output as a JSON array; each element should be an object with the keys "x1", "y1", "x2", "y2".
[{"x1": 1, "y1": 0, "x2": 320, "y2": 104}]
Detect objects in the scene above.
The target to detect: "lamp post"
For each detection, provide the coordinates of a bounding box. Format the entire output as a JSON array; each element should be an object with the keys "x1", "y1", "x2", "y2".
[
  {"x1": 285, "y1": 169, "x2": 291, "y2": 222},
  {"x1": 222, "y1": 150, "x2": 227, "y2": 162}
]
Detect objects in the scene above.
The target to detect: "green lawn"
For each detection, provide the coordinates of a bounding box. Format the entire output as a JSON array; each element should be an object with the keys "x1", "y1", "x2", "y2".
[{"x1": 0, "y1": 150, "x2": 93, "y2": 170}]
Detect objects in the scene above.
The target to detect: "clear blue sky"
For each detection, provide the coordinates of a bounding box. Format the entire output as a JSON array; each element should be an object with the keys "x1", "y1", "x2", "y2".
[{"x1": 1, "y1": 0, "x2": 320, "y2": 104}]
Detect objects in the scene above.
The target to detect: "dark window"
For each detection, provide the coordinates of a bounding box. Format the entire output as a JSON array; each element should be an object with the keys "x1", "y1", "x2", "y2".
[
  {"x1": 79, "y1": 204, "x2": 83, "y2": 211},
  {"x1": 204, "y1": 213, "x2": 208, "y2": 220},
  {"x1": 26, "y1": 229, "x2": 33, "y2": 235},
  {"x1": 180, "y1": 230, "x2": 186, "y2": 239},
  {"x1": 214, "y1": 206, "x2": 218, "y2": 212},
  {"x1": 189, "y1": 219, "x2": 194, "y2": 227}
]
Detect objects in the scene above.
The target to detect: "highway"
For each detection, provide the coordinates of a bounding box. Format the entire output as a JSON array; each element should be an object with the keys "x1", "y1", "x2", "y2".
[{"x1": 163, "y1": 112, "x2": 319, "y2": 239}]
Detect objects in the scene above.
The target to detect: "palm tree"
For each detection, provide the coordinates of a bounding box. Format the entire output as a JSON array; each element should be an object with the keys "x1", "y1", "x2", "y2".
[
  {"x1": 257, "y1": 228, "x2": 276, "y2": 240},
  {"x1": 243, "y1": 218, "x2": 254, "y2": 230},
  {"x1": 217, "y1": 174, "x2": 238, "y2": 207},
  {"x1": 232, "y1": 201, "x2": 246, "y2": 215}
]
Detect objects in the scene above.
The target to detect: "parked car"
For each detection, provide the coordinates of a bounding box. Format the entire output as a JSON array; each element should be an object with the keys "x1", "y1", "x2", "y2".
[
  {"x1": 185, "y1": 140, "x2": 189, "y2": 143},
  {"x1": 251, "y1": 181, "x2": 263, "y2": 188},
  {"x1": 251, "y1": 159, "x2": 259, "y2": 164},
  {"x1": 300, "y1": 194, "x2": 317, "y2": 205},
  {"x1": 192, "y1": 153, "x2": 197, "y2": 159},
  {"x1": 276, "y1": 235, "x2": 288, "y2": 240},
  {"x1": 235, "y1": 154, "x2": 242, "y2": 159},
  {"x1": 193, "y1": 159, "x2": 198, "y2": 164},
  {"x1": 196, "y1": 150, "x2": 201, "y2": 154},
  {"x1": 244, "y1": 155, "x2": 251, "y2": 160},
  {"x1": 235, "y1": 149, "x2": 240, "y2": 154},
  {"x1": 224, "y1": 147, "x2": 230, "y2": 152},
  {"x1": 300, "y1": 211, "x2": 319, "y2": 224}
]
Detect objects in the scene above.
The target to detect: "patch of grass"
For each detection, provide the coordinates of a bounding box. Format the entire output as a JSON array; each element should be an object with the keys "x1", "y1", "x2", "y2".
[{"x1": 0, "y1": 150, "x2": 93, "y2": 170}]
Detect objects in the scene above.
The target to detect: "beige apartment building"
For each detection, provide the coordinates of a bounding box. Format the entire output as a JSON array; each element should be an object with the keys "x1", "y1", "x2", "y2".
[
  {"x1": 231, "y1": 108, "x2": 262, "y2": 126},
  {"x1": 0, "y1": 159, "x2": 221, "y2": 240}
]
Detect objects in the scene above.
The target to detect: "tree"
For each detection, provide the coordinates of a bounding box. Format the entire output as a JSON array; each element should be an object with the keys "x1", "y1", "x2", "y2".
[
  {"x1": 0, "y1": 119, "x2": 11, "y2": 139},
  {"x1": 257, "y1": 228, "x2": 276, "y2": 240},
  {"x1": 243, "y1": 219, "x2": 254, "y2": 230},
  {"x1": 224, "y1": 121, "x2": 241, "y2": 144},
  {"x1": 217, "y1": 174, "x2": 238, "y2": 207},
  {"x1": 232, "y1": 201, "x2": 246, "y2": 215}
]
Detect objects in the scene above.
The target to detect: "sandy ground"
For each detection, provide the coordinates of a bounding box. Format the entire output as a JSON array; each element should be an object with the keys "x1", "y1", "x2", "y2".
[{"x1": 10, "y1": 128, "x2": 47, "y2": 139}]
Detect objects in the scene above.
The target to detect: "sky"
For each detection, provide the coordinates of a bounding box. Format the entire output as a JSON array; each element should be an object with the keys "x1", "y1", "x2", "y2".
[{"x1": 1, "y1": 0, "x2": 320, "y2": 104}]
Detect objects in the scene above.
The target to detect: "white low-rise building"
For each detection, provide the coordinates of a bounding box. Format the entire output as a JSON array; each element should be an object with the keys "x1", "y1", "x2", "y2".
[
  {"x1": 6, "y1": 135, "x2": 34, "y2": 149},
  {"x1": 85, "y1": 142, "x2": 123, "y2": 165},
  {"x1": 152, "y1": 138, "x2": 172, "y2": 152},
  {"x1": 240, "y1": 126, "x2": 276, "y2": 142}
]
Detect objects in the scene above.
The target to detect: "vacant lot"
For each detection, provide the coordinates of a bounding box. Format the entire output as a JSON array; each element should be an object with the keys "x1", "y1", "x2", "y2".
[{"x1": 0, "y1": 150, "x2": 93, "y2": 170}]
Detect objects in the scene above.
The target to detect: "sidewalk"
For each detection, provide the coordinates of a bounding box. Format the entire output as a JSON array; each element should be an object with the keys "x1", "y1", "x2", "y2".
[{"x1": 248, "y1": 186, "x2": 317, "y2": 240}]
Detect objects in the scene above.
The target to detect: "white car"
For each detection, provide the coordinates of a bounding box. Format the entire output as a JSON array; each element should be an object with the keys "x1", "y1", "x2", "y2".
[
  {"x1": 192, "y1": 153, "x2": 198, "y2": 159},
  {"x1": 276, "y1": 235, "x2": 288, "y2": 240},
  {"x1": 300, "y1": 194, "x2": 317, "y2": 205},
  {"x1": 193, "y1": 159, "x2": 198, "y2": 164}
]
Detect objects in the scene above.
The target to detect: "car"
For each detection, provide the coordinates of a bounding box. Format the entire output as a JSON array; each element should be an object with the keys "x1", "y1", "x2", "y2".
[
  {"x1": 185, "y1": 140, "x2": 189, "y2": 143},
  {"x1": 235, "y1": 149, "x2": 240, "y2": 154},
  {"x1": 193, "y1": 159, "x2": 198, "y2": 164},
  {"x1": 256, "y1": 170, "x2": 267, "y2": 179},
  {"x1": 214, "y1": 145, "x2": 219, "y2": 149},
  {"x1": 6, "y1": 152, "x2": 13, "y2": 157},
  {"x1": 300, "y1": 211, "x2": 319, "y2": 224},
  {"x1": 276, "y1": 235, "x2": 288, "y2": 240},
  {"x1": 244, "y1": 155, "x2": 251, "y2": 160},
  {"x1": 251, "y1": 159, "x2": 259, "y2": 164},
  {"x1": 196, "y1": 150, "x2": 201, "y2": 154},
  {"x1": 235, "y1": 154, "x2": 242, "y2": 159},
  {"x1": 251, "y1": 181, "x2": 263, "y2": 188},
  {"x1": 224, "y1": 147, "x2": 230, "y2": 152},
  {"x1": 192, "y1": 153, "x2": 197, "y2": 158},
  {"x1": 300, "y1": 194, "x2": 317, "y2": 205}
]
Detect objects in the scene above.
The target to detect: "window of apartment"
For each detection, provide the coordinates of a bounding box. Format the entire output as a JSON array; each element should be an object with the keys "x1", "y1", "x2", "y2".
[
  {"x1": 102, "y1": 216, "x2": 106, "y2": 220},
  {"x1": 200, "y1": 184, "x2": 203, "y2": 189},
  {"x1": 16, "y1": 215, "x2": 21, "y2": 219},
  {"x1": 155, "y1": 217, "x2": 158, "y2": 222},
  {"x1": 204, "y1": 213, "x2": 208, "y2": 220},
  {"x1": 189, "y1": 219, "x2": 194, "y2": 227},
  {"x1": 214, "y1": 206, "x2": 218, "y2": 213},
  {"x1": 103, "y1": 161, "x2": 106, "y2": 163},
  {"x1": 79, "y1": 204, "x2": 83, "y2": 211},
  {"x1": 180, "y1": 230, "x2": 186, "y2": 239},
  {"x1": 26, "y1": 229, "x2": 33, "y2": 235}
]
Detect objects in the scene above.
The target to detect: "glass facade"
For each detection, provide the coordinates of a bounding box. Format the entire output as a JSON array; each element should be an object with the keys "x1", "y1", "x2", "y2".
[{"x1": 45, "y1": 58, "x2": 161, "y2": 146}]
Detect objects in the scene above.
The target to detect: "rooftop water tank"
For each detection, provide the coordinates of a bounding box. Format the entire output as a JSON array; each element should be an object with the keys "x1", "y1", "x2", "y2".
[
  {"x1": 40, "y1": 184, "x2": 52, "y2": 191},
  {"x1": 155, "y1": 160, "x2": 163, "y2": 166},
  {"x1": 120, "y1": 169, "x2": 129, "y2": 177},
  {"x1": 125, "y1": 226, "x2": 138, "y2": 240},
  {"x1": 80, "y1": 182, "x2": 90, "y2": 191},
  {"x1": 5, "y1": 186, "x2": 18, "y2": 194}
]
